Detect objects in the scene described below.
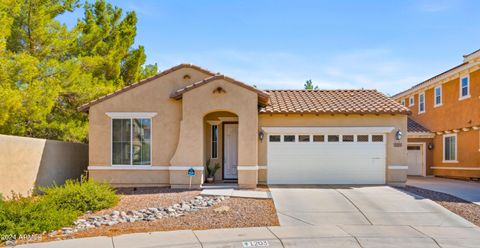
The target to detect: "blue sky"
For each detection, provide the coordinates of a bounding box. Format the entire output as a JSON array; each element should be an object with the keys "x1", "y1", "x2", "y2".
[{"x1": 58, "y1": 0, "x2": 480, "y2": 95}]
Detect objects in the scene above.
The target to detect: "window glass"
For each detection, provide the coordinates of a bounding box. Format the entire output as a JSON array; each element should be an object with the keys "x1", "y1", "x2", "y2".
[
  {"x1": 211, "y1": 125, "x2": 218, "y2": 159},
  {"x1": 284, "y1": 135, "x2": 296, "y2": 142},
  {"x1": 419, "y1": 93, "x2": 425, "y2": 112},
  {"x1": 407, "y1": 146, "x2": 421, "y2": 150},
  {"x1": 342, "y1": 135, "x2": 354, "y2": 142},
  {"x1": 409, "y1": 96, "x2": 414, "y2": 106},
  {"x1": 435, "y1": 87, "x2": 442, "y2": 105},
  {"x1": 132, "y1": 119, "x2": 151, "y2": 165},
  {"x1": 444, "y1": 136, "x2": 456, "y2": 161},
  {"x1": 372, "y1": 135, "x2": 384, "y2": 142},
  {"x1": 461, "y1": 77, "x2": 469, "y2": 97},
  {"x1": 401, "y1": 100, "x2": 405, "y2": 106},
  {"x1": 328, "y1": 135, "x2": 339, "y2": 142},
  {"x1": 112, "y1": 119, "x2": 131, "y2": 165},
  {"x1": 357, "y1": 135, "x2": 369, "y2": 142},
  {"x1": 269, "y1": 135, "x2": 281, "y2": 142},
  {"x1": 313, "y1": 135, "x2": 324, "y2": 142},
  {"x1": 298, "y1": 135, "x2": 310, "y2": 142}
]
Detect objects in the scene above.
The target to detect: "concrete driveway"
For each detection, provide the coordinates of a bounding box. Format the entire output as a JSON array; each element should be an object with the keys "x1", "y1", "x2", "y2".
[
  {"x1": 270, "y1": 185, "x2": 475, "y2": 227},
  {"x1": 408, "y1": 176, "x2": 480, "y2": 205}
]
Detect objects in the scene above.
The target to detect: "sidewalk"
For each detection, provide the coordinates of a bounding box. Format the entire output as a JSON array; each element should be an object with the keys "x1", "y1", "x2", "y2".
[
  {"x1": 407, "y1": 176, "x2": 480, "y2": 205},
  {"x1": 16, "y1": 225, "x2": 480, "y2": 248}
]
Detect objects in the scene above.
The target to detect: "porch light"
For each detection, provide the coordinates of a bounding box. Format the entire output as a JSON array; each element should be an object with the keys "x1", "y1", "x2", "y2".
[
  {"x1": 395, "y1": 129, "x2": 403, "y2": 141},
  {"x1": 258, "y1": 130, "x2": 265, "y2": 141},
  {"x1": 428, "y1": 143, "x2": 434, "y2": 150}
]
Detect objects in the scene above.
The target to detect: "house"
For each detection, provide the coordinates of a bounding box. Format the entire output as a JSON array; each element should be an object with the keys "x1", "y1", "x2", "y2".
[
  {"x1": 393, "y1": 49, "x2": 480, "y2": 180},
  {"x1": 79, "y1": 64, "x2": 409, "y2": 189}
]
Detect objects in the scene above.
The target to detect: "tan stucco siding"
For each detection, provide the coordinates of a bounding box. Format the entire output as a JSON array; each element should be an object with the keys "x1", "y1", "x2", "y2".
[
  {"x1": 88, "y1": 68, "x2": 213, "y2": 167},
  {"x1": 257, "y1": 114, "x2": 408, "y2": 183},
  {"x1": 170, "y1": 78, "x2": 259, "y2": 167}
]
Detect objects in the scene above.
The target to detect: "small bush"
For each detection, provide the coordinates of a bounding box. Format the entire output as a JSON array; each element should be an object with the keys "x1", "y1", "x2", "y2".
[
  {"x1": 41, "y1": 177, "x2": 119, "y2": 212},
  {"x1": 0, "y1": 178, "x2": 118, "y2": 239},
  {"x1": 0, "y1": 195, "x2": 78, "y2": 238}
]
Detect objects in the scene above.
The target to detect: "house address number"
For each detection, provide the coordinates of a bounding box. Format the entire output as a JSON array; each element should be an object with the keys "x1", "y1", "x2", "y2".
[{"x1": 242, "y1": 240, "x2": 270, "y2": 247}]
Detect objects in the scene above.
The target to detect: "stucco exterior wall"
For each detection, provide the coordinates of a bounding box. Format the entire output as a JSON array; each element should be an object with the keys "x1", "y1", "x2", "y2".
[
  {"x1": 0, "y1": 135, "x2": 88, "y2": 197},
  {"x1": 257, "y1": 114, "x2": 408, "y2": 184},
  {"x1": 88, "y1": 68, "x2": 213, "y2": 167},
  {"x1": 170, "y1": 79, "x2": 259, "y2": 188}
]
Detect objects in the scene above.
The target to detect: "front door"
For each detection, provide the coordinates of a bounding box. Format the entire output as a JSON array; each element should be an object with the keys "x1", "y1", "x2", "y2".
[
  {"x1": 223, "y1": 123, "x2": 238, "y2": 179},
  {"x1": 407, "y1": 145, "x2": 423, "y2": 176}
]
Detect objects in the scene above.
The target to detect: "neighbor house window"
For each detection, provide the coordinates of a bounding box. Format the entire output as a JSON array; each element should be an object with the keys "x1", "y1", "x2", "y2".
[
  {"x1": 460, "y1": 76, "x2": 470, "y2": 99},
  {"x1": 419, "y1": 92, "x2": 425, "y2": 113},
  {"x1": 409, "y1": 96, "x2": 414, "y2": 106},
  {"x1": 112, "y1": 118, "x2": 151, "y2": 165},
  {"x1": 443, "y1": 134, "x2": 457, "y2": 162},
  {"x1": 434, "y1": 86, "x2": 442, "y2": 107},
  {"x1": 211, "y1": 125, "x2": 218, "y2": 159}
]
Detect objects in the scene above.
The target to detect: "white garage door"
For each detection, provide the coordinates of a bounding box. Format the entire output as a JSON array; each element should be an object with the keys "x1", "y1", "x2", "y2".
[{"x1": 266, "y1": 127, "x2": 389, "y2": 184}]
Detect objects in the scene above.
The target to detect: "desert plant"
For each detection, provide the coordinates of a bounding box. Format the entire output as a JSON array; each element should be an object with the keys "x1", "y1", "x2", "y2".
[
  {"x1": 205, "y1": 159, "x2": 221, "y2": 178},
  {"x1": 40, "y1": 176, "x2": 119, "y2": 212}
]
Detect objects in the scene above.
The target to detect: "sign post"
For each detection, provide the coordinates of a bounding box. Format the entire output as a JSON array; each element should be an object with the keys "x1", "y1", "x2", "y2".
[{"x1": 187, "y1": 168, "x2": 196, "y2": 189}]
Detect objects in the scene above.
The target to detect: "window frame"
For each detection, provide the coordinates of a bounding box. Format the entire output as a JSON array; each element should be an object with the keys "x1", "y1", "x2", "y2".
[
  {"x1": 459, "y1": 75, "x2": 470, "y2": 100},
  {"x1": 434, "y1": 86, "x2": 442, "y2": 107},
  {"x1": 211, "y1": 124, "x2": 218, "y2": 159},
  {"x1": 400, "y1": 99, "x2": 405, "y2": 106},
  {"x1": 111, "y1": 117, "x2": 153, "y2": 166},
  {"x1": 443, "y1": 133, "x2": 458, "y2": 163},
  {"x1": 418, "y1": 92, "x2": 425, "y2": 114},
  {"x1": 409, "y1": 96, "x2": 414, "y2": 106}
]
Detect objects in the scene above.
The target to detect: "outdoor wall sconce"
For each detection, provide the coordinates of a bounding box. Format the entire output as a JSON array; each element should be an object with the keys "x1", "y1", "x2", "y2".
[
  {"x1": 258, "y1": 130, "x2": 265, "y2": 141},
  {"x1": 428, "y1": 143, "x2": 434, "y2": 150},
  {"x1": 395, "y1": 129, "x2": 403, "y2": 141}
]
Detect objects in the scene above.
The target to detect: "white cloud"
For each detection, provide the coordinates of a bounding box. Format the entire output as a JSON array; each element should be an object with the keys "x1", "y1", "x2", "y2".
[{"x1": 153, "y1": 48, "x2": 430, "y2": 95}]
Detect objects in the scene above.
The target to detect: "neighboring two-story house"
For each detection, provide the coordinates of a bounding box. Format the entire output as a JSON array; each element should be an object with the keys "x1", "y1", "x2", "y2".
[{"x1": 393, "y1": 49, "x2": 480, "y2": 180}]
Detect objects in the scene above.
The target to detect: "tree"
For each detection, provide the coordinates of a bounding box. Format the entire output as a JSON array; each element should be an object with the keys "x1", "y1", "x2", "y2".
[
  {"x1": 0, "y1": 0, "x2": 157, "y2": 142},
  {"x1": 304, "y1": 79, "x2": 318, "y2": 90}
]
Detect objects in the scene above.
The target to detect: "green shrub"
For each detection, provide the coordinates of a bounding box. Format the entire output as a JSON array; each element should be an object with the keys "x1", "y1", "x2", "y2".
[
  {"x1": 0, "y1": 195, "x2": 78, "y2": 239},
  {"x1": 0, "y1": 178, "x2": 118, "y2": 239},
  {"x1": 41, "y1": 177, "x2": 119, "y2": 212}
]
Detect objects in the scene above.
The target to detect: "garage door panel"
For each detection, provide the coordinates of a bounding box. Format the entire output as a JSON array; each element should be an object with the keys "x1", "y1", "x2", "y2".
[{"x1": 267, "y1": 134, "x2": 386, "y2": 184}]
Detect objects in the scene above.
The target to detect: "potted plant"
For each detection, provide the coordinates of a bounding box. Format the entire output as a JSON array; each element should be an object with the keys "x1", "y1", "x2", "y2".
[{"x1": 205, "y1": 159, "x2": 220, "y2": 183}]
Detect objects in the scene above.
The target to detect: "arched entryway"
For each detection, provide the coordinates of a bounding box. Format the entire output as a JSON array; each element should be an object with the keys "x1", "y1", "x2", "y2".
[{"x1": 204, "y1": 111, "x2": 239, "y2": 182}]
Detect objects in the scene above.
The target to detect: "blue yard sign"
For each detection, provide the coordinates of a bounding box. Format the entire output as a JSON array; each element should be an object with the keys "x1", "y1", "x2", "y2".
[{"x1": 187, "y1": 168, "x2": 195, "y2": 177}]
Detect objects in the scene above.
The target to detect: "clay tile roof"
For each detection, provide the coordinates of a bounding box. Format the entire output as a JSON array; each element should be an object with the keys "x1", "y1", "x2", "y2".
[
  {"x1": 78, "y1": 64, "x2": 216, "y2": 112},
  {"x1": 260, "y1": 89, "x2": 410, "y2": 115},
  {"x1": 170, "y1": 74, "x2": 270, "y2": 105},
  {"x1": 408, "y1": 118, "x2": 431, "y2": 133}
]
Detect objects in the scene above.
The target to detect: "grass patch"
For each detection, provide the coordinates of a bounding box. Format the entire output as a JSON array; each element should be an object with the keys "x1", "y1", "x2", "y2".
[{"x1": 0, "y1": 178, "x2": 118, "y2": 240}]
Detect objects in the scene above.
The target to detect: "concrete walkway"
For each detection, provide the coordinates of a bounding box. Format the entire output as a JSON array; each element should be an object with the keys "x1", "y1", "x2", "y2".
[
  {"x1": 407, "y1": 176, "x2": 480, "y2": 205},
  {"x1": 15, "y1": 225, "x2": 480, "y2": 248},
  {"x1": 270, "y1": 185, "x2": 475, "y2": 227},
  {"x1": 201, "y1": 188, "x2": 272, "y2": 199}
]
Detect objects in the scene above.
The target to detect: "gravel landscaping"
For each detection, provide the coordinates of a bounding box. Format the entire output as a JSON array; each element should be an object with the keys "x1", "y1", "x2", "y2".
[
  {"x1": 402, "y1": 185, "x2": 480, "y2": 227},
  {"x1": 12, "y1": 188, "x2": 279, "y2": 245}
]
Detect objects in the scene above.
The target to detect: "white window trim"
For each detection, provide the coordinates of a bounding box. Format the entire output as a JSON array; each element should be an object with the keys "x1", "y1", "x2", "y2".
[
  {"x1": 434, "y1": 86, "x2": 442, "y2": 107},
  {"x1": 409, "y1": 96, "x2": 415, "y2": 106},
  {"x1": 110, "y1": 115, "x2": 154, "y2": 166},
  {"x1": 443, "y1": 133, "x2": 458, "y2": 163},
  {"x1": 400, "y1": 99, "x2": 406, "y2": 106},
  {"x1": 459, "y1": 75, "x2": 470, "y2": 100},
  {"x1": 418, "y1": 92, "x2": 425, "y2": 114},
  {"x1": 211, "y1": 124, "x2": 218, "y2": 159}
]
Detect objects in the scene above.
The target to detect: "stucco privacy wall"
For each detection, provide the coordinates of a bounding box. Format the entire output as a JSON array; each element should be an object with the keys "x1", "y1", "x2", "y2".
[
  {"x1": 257, "y1": 114, "x2": 408, "y2": 185},
  {"x1": 0, "y1": 134, "x2": 88, "y2": 197},
  {"x1": 170, "y1": 78, "x2": 259, "y2": 188}
]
